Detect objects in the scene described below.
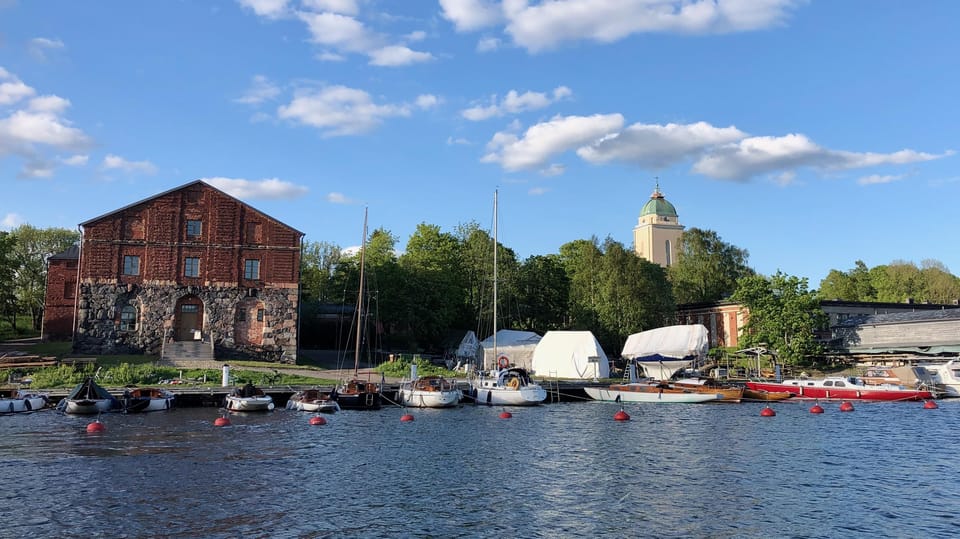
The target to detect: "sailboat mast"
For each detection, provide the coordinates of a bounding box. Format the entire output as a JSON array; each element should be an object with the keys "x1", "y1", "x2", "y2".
[
  {"x1": 354, "y1": 207, "x2": 368, "y2": 376},
  {"x1": 492, "y1": 190, "x2": 498, "y2": 368}
]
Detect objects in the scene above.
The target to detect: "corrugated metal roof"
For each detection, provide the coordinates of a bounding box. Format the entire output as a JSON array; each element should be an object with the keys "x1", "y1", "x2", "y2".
[{"x1": 836, "y1": 307, "x2": 960, "y2": 327}]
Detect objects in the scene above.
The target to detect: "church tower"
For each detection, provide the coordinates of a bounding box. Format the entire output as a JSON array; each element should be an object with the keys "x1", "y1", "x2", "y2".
[{"x1": 633, "y1": 181, "x2": 684, "y2": 267}]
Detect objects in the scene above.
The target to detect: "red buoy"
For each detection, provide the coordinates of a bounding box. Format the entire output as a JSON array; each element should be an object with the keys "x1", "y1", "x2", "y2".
[
  {"x1": 923, "y1": 400, "x2": 939, "y2": 410},
  {"x1": 214, "y1": 416, "x2": 231, "y2": 427},
  {"x1": 499, "y1": 411, "x2": 513, "y2": 419},
  {"x1": 309, "y1": 416, "x2": 327, "y2": 425},
  {"x1": 810, "y1": 404, "x2": 824, "y2": 414},
  {"x1": 86, "y1": 420, "x2": 106, "y2": 433},
  {"x1": 839, "y1": 401, "x2": 855, "y2": 412},
  {"x1": 613, "y1": 409, "x2": 630, "y2": 421},
  {"x1": 400, "y1": 413, "x2": 415, "y2": 422},
  {"x1": 760, "y1": 406, "x2": 776, "y2": 417}
]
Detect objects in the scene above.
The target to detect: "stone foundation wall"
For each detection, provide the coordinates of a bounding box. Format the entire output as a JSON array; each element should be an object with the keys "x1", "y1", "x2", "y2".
[{"x1": 74, "y1": 282, "x2": 299, "y2": 362}]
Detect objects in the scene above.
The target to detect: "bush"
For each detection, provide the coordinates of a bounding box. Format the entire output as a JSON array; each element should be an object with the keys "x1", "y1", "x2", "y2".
[{"x1": 377, "y1": 355, "x2": 456, "y2": 378}]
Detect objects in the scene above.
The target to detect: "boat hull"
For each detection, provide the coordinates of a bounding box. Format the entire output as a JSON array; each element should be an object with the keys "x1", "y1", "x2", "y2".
[
  {"x1": 585, "y1": 385, "x2": 722, "y2": 403},
  {"x1": 741, "y1": 388, "x2": 793, "y2": 402},
  {"x1": 399, "y1": 388, "x2": 462, "y2": 408},
  {"x1": 0, "y1": 394, "x2": 47, "y2": 413},
  {"x1": 63, "y1": 399, "x2": 115, "y2": 415},
  {"x1": 286, "y1": 399, "x2": 340, "y2": 413},
  {"x1": 746, "y1": 381, "x2": 932, "y2": 401},
  {"x1": 225, "y1": 395, "x2": 274, "y2": 411}
]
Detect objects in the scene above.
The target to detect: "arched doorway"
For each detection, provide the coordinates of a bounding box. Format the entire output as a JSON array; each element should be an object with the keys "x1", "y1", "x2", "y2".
[{"x1": 174, "y1": 295, "x2": 204, "y2": 341}]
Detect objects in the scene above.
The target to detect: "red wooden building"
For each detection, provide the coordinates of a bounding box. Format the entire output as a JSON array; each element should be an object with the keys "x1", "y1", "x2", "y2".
[{"x1": 42, "y1": 180, "x2": 303, "y2": 362}]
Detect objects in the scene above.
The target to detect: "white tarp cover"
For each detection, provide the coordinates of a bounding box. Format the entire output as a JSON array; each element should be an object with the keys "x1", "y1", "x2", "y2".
[
  {"x1": 454, "y1": 331, "x2": 480, "y2": 360},
  {"x1": 621, "y1": 324, "x2": 709, "y2": 361},
  {"x1": 531, "y1": 331, "x2": 610, "y2": 379},
  {"x1": 481, "y1": 329, "x2": 541, "y2": 370}
]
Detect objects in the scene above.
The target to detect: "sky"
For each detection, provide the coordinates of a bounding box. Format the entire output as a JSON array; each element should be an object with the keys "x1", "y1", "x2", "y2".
[{"x1": 1, "y1": 0, "x2": 958, "y2": 287}]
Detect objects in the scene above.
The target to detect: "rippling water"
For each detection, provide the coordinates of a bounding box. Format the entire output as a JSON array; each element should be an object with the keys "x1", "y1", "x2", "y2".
[{"x1": 2, "y1": 399, "x2": 959, "y2": 538}]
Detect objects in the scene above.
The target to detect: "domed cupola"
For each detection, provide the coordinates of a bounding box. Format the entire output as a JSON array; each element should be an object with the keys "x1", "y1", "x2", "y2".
[{"x1": 640, "y1": 186, "x2": 678, "y2": 218}]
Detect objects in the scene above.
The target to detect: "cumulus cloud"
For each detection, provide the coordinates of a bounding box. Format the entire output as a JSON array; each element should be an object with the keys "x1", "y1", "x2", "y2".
[
  {"x1": 278, "y1": 85, "x2": 412, "y2": 136},
  {"x1": 203, "y1": 177, "x2": 310, "y2": 200},
  {"x1": 482, "y1": 113, "x2": 624, "y2": 170},
  {"x1": 578, "y1": 121, "x2": 746, "y2": 167},
  {"x1": 237, "y1": 0, "x2": 290, "y2": 19},
  {"x1": 326, "y1": 192, "x2": 356, "y2": 204},
  {"x1": 235, "y1": 75, "x2": 281, "y2": 105},
  {"x1": 0, "y1": 68, "x2": 37, "y2": 105},
  {"x1": 415, "y1": 94, "x2": 440, "y2": 109},
  {"x1": 368, "y1": 45, "x2": 434, "y2": 67},
  {"x1": 1, "y1": 212, "x2": 24, "y2": 230},
  {"x1": 462, "y1": 86, "x2": 572, "y2": 121},
  {"x1": 102, "y1": 154, "x2": 158, "y2": 175},
  {"x1": 29, "y1": 37, "x2": 65, "y2": 61},
  {"x1": 441, "y1": 0, "x2": 803, "y2": 53}
]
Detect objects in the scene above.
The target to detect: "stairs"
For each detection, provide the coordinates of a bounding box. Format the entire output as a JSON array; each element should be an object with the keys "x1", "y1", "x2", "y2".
[{"x1": 160, "y1": 339, "x2": 219, "y2": 369}]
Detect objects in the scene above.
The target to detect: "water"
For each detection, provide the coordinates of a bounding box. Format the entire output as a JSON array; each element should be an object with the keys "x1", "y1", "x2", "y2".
[{"x1": 2, "y1": 400, "x2": 959, "y2": 538}]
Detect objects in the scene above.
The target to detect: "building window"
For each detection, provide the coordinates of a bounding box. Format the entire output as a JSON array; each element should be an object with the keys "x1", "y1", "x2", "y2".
[
  {"x1": 246, "y1": 222, "x2": 262, "y2": 244},
  {"x1": 64, "y1": 281, "x2": 76, "y2": 299},
  {"x1": 120, "y1": 305, "x2": 137, "y2": 331},
  {"x1": 184, "y1": 257, "x2": 200, "y2": 277},
  {"x1": 244, "y1": 259, "x2": 260, "y2": 280},
  {"x1": 256, "y1": 309, "x2": 264, "y2": 322},
  {"x1": 181, "y1": 304, "x2": 199, "y2": 313},
  {"x1": 123, "y1": 255, "x2": 140, "y2": 276},
  {"x1": 664, "y1": 240, "x2": 672, "y2": 266},
  {"x1": 237, "y1": 309, "x2": 246, "y2": 322},
  {"x1": 186, "y1": 220, "x2": 202, "y2": 239}
]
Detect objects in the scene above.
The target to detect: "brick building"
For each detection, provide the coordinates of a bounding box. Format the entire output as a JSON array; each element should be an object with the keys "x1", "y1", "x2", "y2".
[
  {"x1": 41, "y1": 245, "x2": 80, "y2": 341},
  {"x1": 42, "y1": 180, "x2": 303, "y2": 362}
]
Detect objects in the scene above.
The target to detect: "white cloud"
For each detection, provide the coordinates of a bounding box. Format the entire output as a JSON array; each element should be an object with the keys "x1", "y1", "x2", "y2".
[
  {"x1": 326, "y1": 192, "x2": 358, "y2": 204},
  {"x1": 578, "y1": 121, "x2": 746, "y2": 167},
  {"x1": 61, "y1": 154, "x2": 88, "y2": 166},
  {"x1": 482, "y1": 113, "x2": 624, "y2": 170},
  {"x1": 29, "y1": 37, "x2": 65, "y2": 61},
  {"x1": 316, "y1": 51, "x2": 346, "y2": 62},
  {"x1": 203, "y1": 177, "x2": 310, "y2": 200},
  {"x1": 278, "y1": 85, "x2": 411, "y2": 136},
  {"x1": 447, "y1": 136, "x2": 470, "y2": 145},
  {"x1": 440, "y1": 0, "x2": 503, "y2": 32},
  {"x1": 102, "y1": 154, "x2": 158, "y2": 175},
  {"x1": 237, "y1": 0, "x2": 290, "y2": 19},
  {"x1": 301, "y1": 0, "x2": 359, "y2": 15},
  {"x1": 529, "y1": 186, "x2": 550, "y2": 195},
  {"x1": 20, "y1": 158, "x2": 55, "y2": 178},
  {"x1": 405, "y1": 30, "x2": 427, "y2": 42},
  {"x1": 502, "y1": 0, "x2": 803, "y2": 52},
  {"x1": 858, "y1": 173, "x2": 906, "y2": 186},
  {"x1": 540, "y1": 163, "x2": 565, "y2": 176},
  {"x1": 1, "y1": 212, "x2": 24, "y2": 230},
  {"x1": 368, "y1": 45, "x2": 434, "y2": 67},
  {"x1": 298, "y1": 11, "x2": 376, "y2": 53},
  {"x1": 0, "y1": 69, "x2": 36, "y2": 105},
  {"x1": 462, "y1": 86, "x2": 572, "y2": 121},
  {"x1": 476, "y1": 36, "x2": 501, "y2": 52},
  {"x1": 234, "y1": 75, "x2": 281, "y2": 105},
  {"x1": 415, "y1": 94, "x2": 440, "y2": 109}
]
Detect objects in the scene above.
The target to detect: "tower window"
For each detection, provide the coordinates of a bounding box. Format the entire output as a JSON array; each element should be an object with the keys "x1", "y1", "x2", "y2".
[{"x1": 664, "y1": 240, "x2": 672, "y2": 266}]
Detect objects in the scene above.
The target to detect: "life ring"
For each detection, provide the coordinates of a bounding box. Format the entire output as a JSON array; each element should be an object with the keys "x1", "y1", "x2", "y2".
[
  {"x1": 508, "y1": 378, "x2": 520, "y2": 390},
  {"x1": 497, "y1": 356, "x2": 510, "y2": 369}
]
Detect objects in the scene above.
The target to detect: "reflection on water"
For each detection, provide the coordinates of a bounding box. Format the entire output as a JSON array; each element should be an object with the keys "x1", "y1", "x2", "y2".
[{"x1": 2, "y1": 401, "x2": 959, "y2": 538}]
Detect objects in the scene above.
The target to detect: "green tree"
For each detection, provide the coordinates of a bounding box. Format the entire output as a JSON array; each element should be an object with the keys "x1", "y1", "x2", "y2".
[
  {"x1": 919, "y1": 259, "x2": 960, "y2": 304},
  {"x1": 818, "y1": 260, "x2": 876, "y2": 301},
  {"x1": 9, "y1": 225, "x2": 79, "y2": 330},
  {"x1": 870, "y1": 261, "x2": 925, "y2": 303},
  {"x1": 559, "y1": 238, "x2": 604, "y2": 332},
  {"x1": 0, "y1": 232, "x2": 18, "y2": 331},
  {"x1": 669, "y1": 228, "x2": 753, "y2": 304},
  {"x1": 300, "y1": 240, "x2": 341, "y2": 303},
  {"x1": 515, "y1": 254, "x2": 569, "y2": 332},
  {"x1": 732, "y1": 271, "x2": 827, "y2": 366}
]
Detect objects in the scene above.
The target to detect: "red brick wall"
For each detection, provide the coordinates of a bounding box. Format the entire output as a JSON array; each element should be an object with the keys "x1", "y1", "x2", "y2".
[{"x1": 42, "y1": 258, "x2": 78, "y2": 340}]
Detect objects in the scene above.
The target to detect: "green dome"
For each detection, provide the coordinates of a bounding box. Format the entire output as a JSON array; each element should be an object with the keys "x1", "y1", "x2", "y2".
[{"x1": 640, "y1": 188, "x2": 677, "y2": 217}]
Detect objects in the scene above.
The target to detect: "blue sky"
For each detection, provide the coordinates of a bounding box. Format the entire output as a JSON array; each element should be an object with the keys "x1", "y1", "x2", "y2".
[{"x1": 1, "y1": 0, "x2": 958, "y2": 287}]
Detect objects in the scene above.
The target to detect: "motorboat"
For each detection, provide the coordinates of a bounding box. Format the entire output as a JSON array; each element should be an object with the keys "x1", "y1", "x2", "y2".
[
  {"x1": 286, "y1": 388, "x2": 340, "y2": 413},
  {"x1": 472, "y1": 367, "x2": 546, "y2": 406},
  {"x1": 0, "y1": 390, "x2": 48, "y2": 413},
  {"x1": 398, "y1": 374, "x2": 462, "y2": 408},
  {"x1": 746, "y1": 376, "x2": 934, "y2": 401},
  {"x1": 225, "y1": 383, "x2": 274, "y2": 411},
  {"x1": 920, "y1": 359, "x2": 960, "y2": 397},
  {"x1": 58, "y1": 377, "x2": 117, "y2": 414},
  {"x1": 120, "y1": 387, "x2": 175, "y2": 412}
]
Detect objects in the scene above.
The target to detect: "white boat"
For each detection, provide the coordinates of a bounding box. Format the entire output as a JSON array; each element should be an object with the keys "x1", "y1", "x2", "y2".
[
  {"x1": 58, "y1": 377, "x2": 117, "y2": 414},
  {"x1": 286, "y1": 388, "x2": 340, "y2": 413},
  {"x1": 621, "y1": 325, "x2": 710, "y2": 380},
  {"x1": 225, "y1": 383, "x2": 274, "y2": 412},
  {"x1": 469, "y1": 190, "x2": 546, "y2": 407},
  {"x1": 398, "y1": 369, "x2": 462, "y2": 408},
  {"x1": 0, "y1": 390, "x2": 48, "y2": 413},
  {"x1": 921, "y1": 359, "x2": 960, "y2": 397},
  {"x1": 584, "y1": 363, "x2": 722, "y2": 403},
  {"x1": 120, "y1": 387, "x2": 176, "y2": 412}
]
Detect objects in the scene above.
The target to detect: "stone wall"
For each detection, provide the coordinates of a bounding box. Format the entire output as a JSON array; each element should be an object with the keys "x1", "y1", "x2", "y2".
[{"x1": 74, "y1": 282, "x2": 299, "y2": 362}]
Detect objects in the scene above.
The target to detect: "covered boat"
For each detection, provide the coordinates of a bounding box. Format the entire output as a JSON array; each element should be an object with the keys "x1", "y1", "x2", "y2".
[
  {"x1": 746, "y1": 376, "x2": 934, "y2": 401},
  {"x1": 621, "y1": 325, "x2": 709, "y2": 381},
  {"x1": 531, "y1": 330, "x2": 610, "y2": 380},
  {"x1": 286, "y1": 388, "x2": 340, "y2": 413},
  {"x1": 120, "y1": 387, "x2": 175, "y2": 413},
  {"x1": 225, "y1": 383, "x2": 274, "y2": 411},
  {"x1": 0, "y1": 390, "x2": 48, "y2": 413},
  {"x1": 58, "y1": 377, "x2": 117, "y2": 414}
]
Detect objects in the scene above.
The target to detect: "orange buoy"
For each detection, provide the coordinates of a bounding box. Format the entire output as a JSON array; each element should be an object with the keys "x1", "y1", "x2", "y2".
[
  {"x1": 400, "y1": 413, "x2": 415, "y2": 422},
  {"x1": 613, "y1": 409, "x2": 630, "y2": 421},
  {"x1": 810, "y1": 404, "x2": 824, "y2": 414},
  {"x1": 499, "y1": 411, "x2": 513, "y2": 419},
  {"x1": 309, "y1": 416, "x2": 327, "y2": 425},
  {"x1": 760, "y1": 406, "x2": 776, "y2": 417},
  {"x1": 86, "y1": 420, "x2": 106, "y2": 433},
  {"x1": 214, "y1": 416, "x2": 231, "y2": 427},
  {"x1": 839, "y1": 401, "x2": 855, "y2": 412},
  {"x1": 923, "y1": 400, "x2": 939, "y2": 410}
]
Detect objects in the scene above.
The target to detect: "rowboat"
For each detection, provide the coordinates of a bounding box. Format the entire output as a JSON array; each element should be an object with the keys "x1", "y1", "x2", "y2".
[
  {"x1": 120, "y1": 387, "x2": 175, "y2": 412},
  {"x1": 286, "y1": 388, "x2": 339, "y2": 413},
  {"x1": 0, "y1": 390, "x2": 47, "y2": 413}
]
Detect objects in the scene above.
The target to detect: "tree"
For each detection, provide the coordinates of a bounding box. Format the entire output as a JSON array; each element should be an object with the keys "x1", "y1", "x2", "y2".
[
  {"x1": 732, "y1": 271, "x2": 827, "y2": 366},
  {"x1": 515, "y1": 254, "x2": 569, "y2": 332},
  {"x1": 9, "y1": 225, "x2": 79, "y2": 330},
  {"x1": 668, "y1": 228, "x2": 753, "y2": 304},
  {"x1": 300, "y1": 240, "x2": 341, "y2": 303},
  {"x1": 0, "y1": 232, "x2": 18, "y2": 331},
  {"x1": 920, "y1": 259, "x2": 960, "y2": 304},
  {"x1": 818, "y1": 260, "x2": 875, "y2": 301},
  {"x1": 870, "y1": 261, "x2": 925, "y2": 303}
]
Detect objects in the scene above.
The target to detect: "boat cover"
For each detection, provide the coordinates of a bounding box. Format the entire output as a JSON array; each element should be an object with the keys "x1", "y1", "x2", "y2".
[
  {"x1": 481, "y1": 329, "x2": 541, "y2": 370},
  {"x1": 531, "y1": 331, "x2": 610, "y2": 379},
  {"x1": 621, "y1": 324, "x2": 709, "y2": 362}
]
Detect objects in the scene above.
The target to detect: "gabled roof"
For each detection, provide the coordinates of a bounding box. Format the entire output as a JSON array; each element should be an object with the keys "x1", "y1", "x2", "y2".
[
  {"x1": 80, "y1": 179, "x2": 304, "y2": 236},
  {"x1": 49, "y1": 244, "x2": 80, "y2": 260}
]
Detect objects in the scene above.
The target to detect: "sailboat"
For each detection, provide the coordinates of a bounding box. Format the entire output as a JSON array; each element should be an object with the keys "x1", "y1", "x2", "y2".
[
  {"x1": 471, "y1": 190, "x2": 547, "y2": 406},
  {"x1": 398, "y1": 364, "x2": 462, "y2": 408},
  {"x1": 335, "y1": 207, "x2": 382, "y2": 411}
]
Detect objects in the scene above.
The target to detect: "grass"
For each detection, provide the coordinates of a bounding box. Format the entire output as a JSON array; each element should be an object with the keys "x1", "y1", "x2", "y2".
[{"x1": 0, "y1": 316, "x2": 39, "y2": 341}]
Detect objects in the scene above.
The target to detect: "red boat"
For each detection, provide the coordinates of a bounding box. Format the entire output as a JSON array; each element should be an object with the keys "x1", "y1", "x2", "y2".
[{"x1": 746, "y1": 376, "x2": 933, "y2": 401}]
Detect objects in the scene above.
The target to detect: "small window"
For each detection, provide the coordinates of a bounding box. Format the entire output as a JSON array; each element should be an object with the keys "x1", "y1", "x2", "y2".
[
  {"x1": 64, "y1": 281, "x2": 76, "y2": 299},
  {"x1": 123, "y1": 255, "x2": 140, "y2": 276},
  {"x1": 256, "y1": 309, "x2": 264, "y2": 322},
  {"x1": 184, "y1": 257, "x2": 200, "y2": 277},
  {"x1": 244, "y1": 259, "x2": 260, "y2": 280},
  {"x1": 237, "y1": 309, "x2": 246, "y2": 322},
  {"x1": 186, "y1": 220, "x2": 202, "y2": 239},
  {"x1": 120, "y1": 305, "x2": 137, "y2": 331},
  {"x1": 181, "y1": 304, "x2": 199, "y2": 313}
]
